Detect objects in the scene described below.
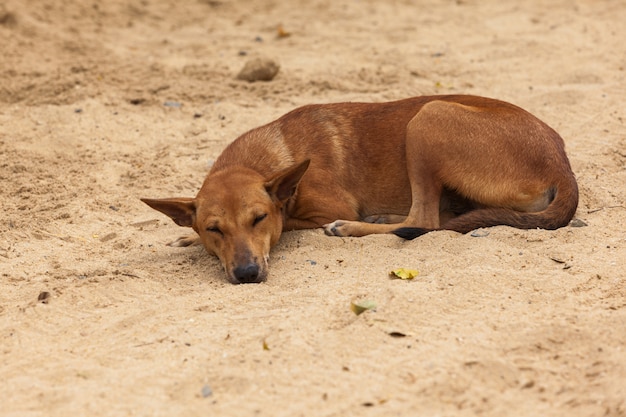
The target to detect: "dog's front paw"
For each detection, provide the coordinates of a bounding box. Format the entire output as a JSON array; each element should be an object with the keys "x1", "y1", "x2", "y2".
[
  {"x1": 323, "y1": 220, "x2": 350, "y2": 237},
  {"x1": 363, "y1": 214, "x2": 406, "y2": 224},
  {"x1": 167, "y1": 235, "x2": 201, "y2": 247}
]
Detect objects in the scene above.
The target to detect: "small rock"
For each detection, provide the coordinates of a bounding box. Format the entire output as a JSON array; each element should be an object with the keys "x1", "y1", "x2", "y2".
[
  {"x1": 470, "y1": 229, "x2": 490, "y2": 237},
  {"x1": 236, "y1": 58, "x2": 280, "y2": 82},
  {"x1": 38, "y1": 291, "x2": 51, "y2": 304},
  {"x1": 201, "y1": 384, "x2": 213, "y2": 398},
  {"x1": 129, "y1": 98, "x2": 146, "y2": 105},
  {"x1": 569, "y1": 218, "x2": 587, "y2": 227},
  {"x1": 100, "y1": 233, "x2": 117, "y2": 242}
]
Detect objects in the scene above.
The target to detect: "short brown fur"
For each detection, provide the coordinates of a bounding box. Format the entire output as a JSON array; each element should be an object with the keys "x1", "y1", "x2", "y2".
[{"x1": 142, "y1": 95, "x2": 578, "y2": 283}]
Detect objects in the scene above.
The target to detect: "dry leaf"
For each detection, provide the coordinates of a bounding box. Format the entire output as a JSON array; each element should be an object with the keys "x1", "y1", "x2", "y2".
[
  {"x1": 277, "y1": 25, "x2": 291, "y2": 38},
  {"x1": 351, "y1": 300, "x2": 377, "y2": 315},
  {"x1": 390, "y1": 268, "x2": 418, "y2": 280}
]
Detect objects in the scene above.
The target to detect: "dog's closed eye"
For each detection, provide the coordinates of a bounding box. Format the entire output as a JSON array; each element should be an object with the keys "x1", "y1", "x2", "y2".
[
  {"x1": 206, "y1": 226, "x2": 223, "y2": 236},
  {"x1": 253, "y1": 213, "x2": 267, "y2": 226}
]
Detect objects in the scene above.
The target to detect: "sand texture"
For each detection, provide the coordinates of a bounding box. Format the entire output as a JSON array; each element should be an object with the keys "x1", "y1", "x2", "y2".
[{"x1": 1, "y1": 1, "x2": 625, "y2": 416}]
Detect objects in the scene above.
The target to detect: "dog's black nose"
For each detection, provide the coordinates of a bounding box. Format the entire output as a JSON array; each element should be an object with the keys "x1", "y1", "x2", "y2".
[{"x1": 233, "y1": 263, "x2": 260, "y2": 283}]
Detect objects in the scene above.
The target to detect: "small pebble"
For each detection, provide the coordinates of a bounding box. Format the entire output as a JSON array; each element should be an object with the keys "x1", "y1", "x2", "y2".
[
  {"x1": 201, "y1": 384, "x2": 213, "y2": 398},
  {"x1": 236, "y1": 58, "x2": 280, "y2": 82},
  {"x1": 38, "y1": 291, "x2": 51, "y2": 304},
  {"x1": 569, "y1": 218, "x2": 587, "y2": 227},
  {"x1": 100, "y1": 233, "x2": 117, "y2": 242},
  {"x1": 470, "y1": 229, "x2": 490, "y2": 237}
]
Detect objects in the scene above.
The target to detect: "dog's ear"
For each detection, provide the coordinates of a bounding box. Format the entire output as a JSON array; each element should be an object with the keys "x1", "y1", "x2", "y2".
[
  {"x1": 140, "y1": 198, "x2": 196, "y2": 227},
  {"x1": 265, "y1": 159, "x2": 310, "y2": 202}
]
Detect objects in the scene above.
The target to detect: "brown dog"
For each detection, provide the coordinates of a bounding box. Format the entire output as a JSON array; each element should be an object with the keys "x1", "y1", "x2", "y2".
[{"x1": 142, "y1": 95, "x2": 578, "y2": 284}]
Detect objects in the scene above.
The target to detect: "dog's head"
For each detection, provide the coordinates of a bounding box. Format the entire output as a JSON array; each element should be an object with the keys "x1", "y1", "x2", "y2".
[{"x1": 141, "y1": 160, "x2": 309, "y2": 284}]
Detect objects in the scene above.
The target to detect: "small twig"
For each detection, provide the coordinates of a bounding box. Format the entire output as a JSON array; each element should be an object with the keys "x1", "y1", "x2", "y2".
[
  {"x1": 134, "y1": 336, "x2": 169, "y2": 348},
  {"x1": 587, "y1": 205, "x2": 626, "y2": 214},
  {"x1": 35, "y1": 230, "x2": 88, "y2": 242},
  {"x1": 133, "y1": 341, "x2": 156, "y2": 348}
]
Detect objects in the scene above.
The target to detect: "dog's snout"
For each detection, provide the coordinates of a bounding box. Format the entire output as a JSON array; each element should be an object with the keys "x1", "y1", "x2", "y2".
[{"x1": 233, "y1": 263, "x2": 261, "y2": 283}]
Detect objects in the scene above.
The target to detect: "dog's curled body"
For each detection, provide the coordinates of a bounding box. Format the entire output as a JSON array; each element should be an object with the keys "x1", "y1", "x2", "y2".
[{"x1": 142, "y1": 95, "x2": 578, "y2": 283}]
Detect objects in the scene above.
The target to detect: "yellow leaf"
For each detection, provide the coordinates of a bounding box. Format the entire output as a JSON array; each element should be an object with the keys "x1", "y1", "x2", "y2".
[
  {"x1": 350, "y1": 300, "x2": 377, "y2": 316},
  {"x1": 390, "y1": 268, "x2": 418, "y2": 280},
  {"x1": 277, "y1": 25, "x2": 291, "y2": 38}
]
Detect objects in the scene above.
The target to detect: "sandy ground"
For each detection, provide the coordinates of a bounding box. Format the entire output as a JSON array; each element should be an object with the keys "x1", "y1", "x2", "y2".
[{"x1": 1, "y1": 0, "x2": 625, "y2": 416}]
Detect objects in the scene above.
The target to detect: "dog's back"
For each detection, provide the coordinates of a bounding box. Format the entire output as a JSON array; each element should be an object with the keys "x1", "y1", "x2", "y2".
[{"x1": 211, "y1": 95, "x2": 577, "y2": 231}]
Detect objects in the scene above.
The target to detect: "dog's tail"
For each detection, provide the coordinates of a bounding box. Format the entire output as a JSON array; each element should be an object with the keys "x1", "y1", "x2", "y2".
[{"x1": 393, "y1": 178, "x2": 579, "y2": 240}]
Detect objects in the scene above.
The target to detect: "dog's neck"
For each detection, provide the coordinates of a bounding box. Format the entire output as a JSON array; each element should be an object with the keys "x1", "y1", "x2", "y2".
[{"x1": 210, "y1": 124, "x2": 295, "y2": 178}]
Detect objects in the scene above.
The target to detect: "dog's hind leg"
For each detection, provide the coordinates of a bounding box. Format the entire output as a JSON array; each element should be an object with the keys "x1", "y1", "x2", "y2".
[{"x1": 323, "y1": 104, "x2": 445, "y2": 238}]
